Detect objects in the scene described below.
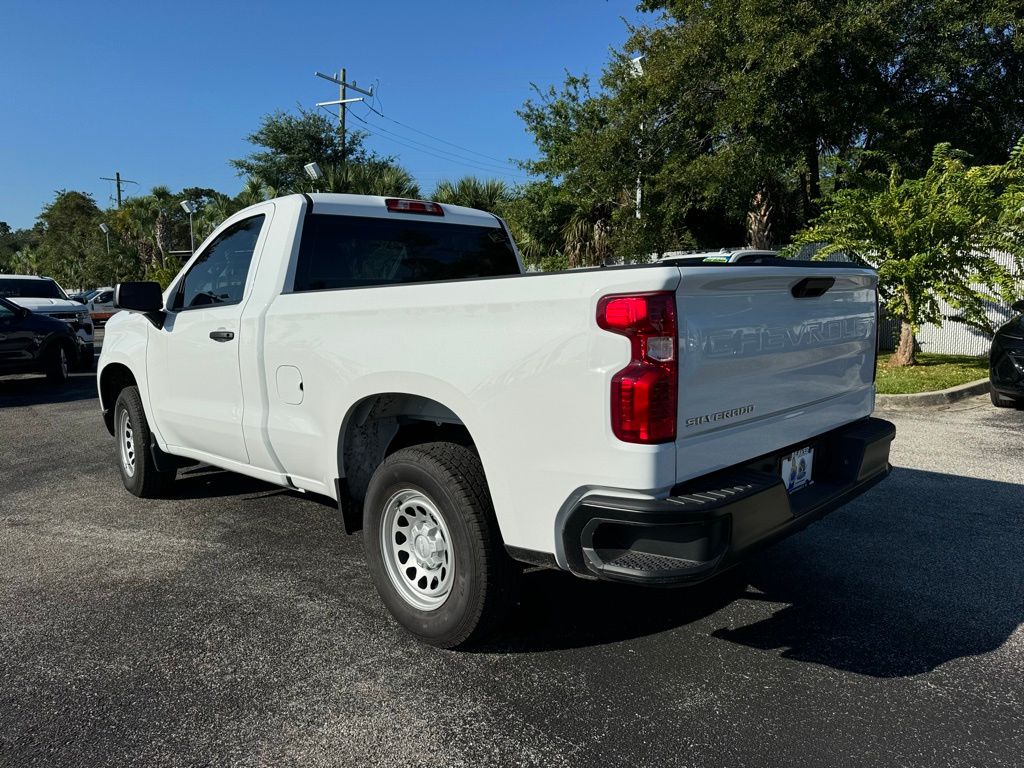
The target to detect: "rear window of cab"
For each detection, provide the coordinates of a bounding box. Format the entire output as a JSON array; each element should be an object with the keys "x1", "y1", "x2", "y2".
[{"x1": 292, "y1": 214, "x2": 520, "y2": 292}]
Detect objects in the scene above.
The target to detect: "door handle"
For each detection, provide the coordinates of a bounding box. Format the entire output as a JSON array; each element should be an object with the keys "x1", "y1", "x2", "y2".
[{"x1": 209, "y1": 330, "x2": 235, "y2": 342}]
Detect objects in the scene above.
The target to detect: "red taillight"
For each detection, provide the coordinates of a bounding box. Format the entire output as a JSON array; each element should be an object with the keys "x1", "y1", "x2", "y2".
[
  {"x1": 597, "y1": 292, "x2": 678, "y2": 444},
  {"x1": 385, "y1": 198, "x2": 445, "y2": 216}
]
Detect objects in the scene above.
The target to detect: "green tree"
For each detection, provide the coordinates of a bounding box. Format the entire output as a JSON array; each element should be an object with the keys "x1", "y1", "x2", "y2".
[
  {"x1": 0, "y1": 222, "x2": 42, "y2": 274},
  {"x1": 519, "y1": 0, "x2": 1024, "y2": 261},
  {"x1": 319, "y1": 161, "x2": 420, "y2": 198},
  {"x1": 33, "y1": 191, "x2": 105, "y2": 289},
  {"x1": 232, "y1": 107, "x2": 368, "y2": 193},
  {"x1": 500, "y1": 181, "x2": 576, "y2": 270},
  {"x1": 431, "y1": 177, "x2": 510, "y2": 213},
  {"x1": 791, "y1": 140, "x2": 1024, "y2": 366}
]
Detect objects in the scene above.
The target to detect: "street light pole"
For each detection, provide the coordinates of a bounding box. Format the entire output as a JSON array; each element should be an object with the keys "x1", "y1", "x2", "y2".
[
  {"x1": 99, "y1": 223, "x2": 110, "y2": 257},
  {"x1": 630, "y1": 56, "x2": 645, "y2": 221},
  {"x1": 180, "y1": 200, "x2": 198, "y2": 252}
]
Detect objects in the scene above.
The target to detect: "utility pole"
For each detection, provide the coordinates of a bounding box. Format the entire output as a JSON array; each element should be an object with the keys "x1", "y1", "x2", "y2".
[
  {"x1": 339, "y1": 67, "x2": 347, "y2": 169},
  {"x1": 314, "y1": 70, "x2": 374, "y2": 189},
  {"x1": 99, "y1": 171, "x2": 138, "y2": 208}
]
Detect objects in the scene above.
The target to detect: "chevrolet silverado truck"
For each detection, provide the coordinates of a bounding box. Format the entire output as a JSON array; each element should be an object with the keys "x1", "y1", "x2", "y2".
[
  {"x1": 1, "y1": 274, "x2": 96, "y2": 370},
  {"x1": 98, "y1": 193, "x2": 895, "y2": 648}
]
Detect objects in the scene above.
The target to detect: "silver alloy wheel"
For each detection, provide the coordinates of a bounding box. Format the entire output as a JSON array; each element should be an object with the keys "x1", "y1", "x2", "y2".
[
  {"x1": 118, "y1": 409, "x2": 136, "y2": 478},
  {"x1": 59, "y1": 347, "x2": 68, "y2": 378},
  {"x1": 380, "y1": 489, "x2": 454, "y2": 611}
]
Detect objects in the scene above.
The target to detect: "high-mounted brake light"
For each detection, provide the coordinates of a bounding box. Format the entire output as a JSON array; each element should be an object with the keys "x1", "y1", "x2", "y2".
[
  {"x1": 597, "y1": 292, "x2": 678, "y2": 444},
  {"x1": 385, "y1": 198, "x2": 445, "y2": 216}
]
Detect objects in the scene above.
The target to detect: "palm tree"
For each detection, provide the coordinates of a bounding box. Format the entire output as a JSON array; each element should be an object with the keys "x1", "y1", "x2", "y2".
[
  {"x1": 197, "y1": 193, "x2": 238, "y2": 238},
  {"x1": 236, "y1": 176, "x2": 275, "y2": 207},
  {"x1": 317, "y1": 162, "x2": 420, "y2": 198},
  {"x1": 562, "y1": 209, "x2": 612, "y2": 268},
  {"x1": 430, "y1": 177, "x2": 510, "y2": 213}
]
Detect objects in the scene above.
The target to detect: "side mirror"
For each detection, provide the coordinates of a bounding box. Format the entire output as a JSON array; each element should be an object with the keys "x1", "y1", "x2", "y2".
[
  {"x1": 115, "y1": 282, "x2": 163, "y2": 312},
  {"x1": 1012, "y1": 299, "x2": 1024, "y2": 314}
]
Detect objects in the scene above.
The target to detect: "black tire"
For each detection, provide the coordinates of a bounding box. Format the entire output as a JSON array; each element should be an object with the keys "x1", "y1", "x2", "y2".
[
  {"x1": 44, "y1": 342, "x2": 71, "y2": 384},
  {"x1": 76, "y1": 346, "x2": 95, "y2": 372},
  {"x1": 113, "y1": 386, "x2": 176, "y2": 498},
  {"x1": 990, "y1": 387, "x2": 1024, "y2": 408},
  {"x1": 363, "y1": 442, "x2": 520, "y2": 648}
]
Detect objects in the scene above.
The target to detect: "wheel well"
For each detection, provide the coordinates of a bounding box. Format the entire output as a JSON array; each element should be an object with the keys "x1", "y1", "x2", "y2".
[
  {"x1": 99, "y1": 364, "x2": 137, "y2": 435},
  {"x1": 338, "y1": 394, "x2": 476, "y2": 516}
]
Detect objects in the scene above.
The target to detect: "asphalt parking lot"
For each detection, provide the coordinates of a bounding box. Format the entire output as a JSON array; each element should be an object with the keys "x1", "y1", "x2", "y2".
[{"x1": 2, "y1": 361, "x2": 1022, "y2": 767}]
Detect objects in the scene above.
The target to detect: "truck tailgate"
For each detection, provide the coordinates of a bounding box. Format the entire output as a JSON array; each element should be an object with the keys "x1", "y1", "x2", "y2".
[{"x1": 674, "y1": 266, "x2": 877, "y2": 482}]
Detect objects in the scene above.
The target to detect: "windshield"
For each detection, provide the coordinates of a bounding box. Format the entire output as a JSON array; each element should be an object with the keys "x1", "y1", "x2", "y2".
[{"x1": 0, "y1": 277, "x2": 68, "y2": 300}]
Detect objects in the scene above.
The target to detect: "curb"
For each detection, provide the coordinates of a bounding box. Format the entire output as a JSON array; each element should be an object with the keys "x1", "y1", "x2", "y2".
[{"x1": 875, "y1": 378, "x2": 990, "y2": 408}]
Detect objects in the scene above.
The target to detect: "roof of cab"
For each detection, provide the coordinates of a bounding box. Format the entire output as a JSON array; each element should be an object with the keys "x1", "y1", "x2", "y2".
[{"x1": 304, "y1": 193, "x2": 502, "y2": 228}]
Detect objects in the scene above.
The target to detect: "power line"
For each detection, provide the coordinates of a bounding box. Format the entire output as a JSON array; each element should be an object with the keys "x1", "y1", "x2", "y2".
[
  {"x1": 347, "y1": 109, "x2": 528, "y2": 180},
  {"x1": 350, "y1": 106, "x2": 521, "y2": 172},
  {"x1": 362, "y1": 102, "x2": 515, "y2": 166},
  {"x1": 345, "y1": 111, "x2": 528, "y2": 180}
]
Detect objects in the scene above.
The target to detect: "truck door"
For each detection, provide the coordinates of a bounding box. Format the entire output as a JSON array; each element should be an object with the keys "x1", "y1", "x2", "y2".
[
  {"x1": 147, "y1": 213, "x2": 268, "y2": 464},
  {"x1": 0, "y1": 301, "x2": 35, "y2": 366}
]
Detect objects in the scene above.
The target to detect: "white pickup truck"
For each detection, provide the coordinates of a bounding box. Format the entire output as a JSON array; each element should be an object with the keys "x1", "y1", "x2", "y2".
[{"x1": 98, "y1": 193, "x2": 895, "y2": 647}]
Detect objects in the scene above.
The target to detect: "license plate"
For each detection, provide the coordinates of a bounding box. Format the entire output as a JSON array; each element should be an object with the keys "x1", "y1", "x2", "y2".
[{"x1": 781, "y1": 446, "x2": 814, "y2": 492}]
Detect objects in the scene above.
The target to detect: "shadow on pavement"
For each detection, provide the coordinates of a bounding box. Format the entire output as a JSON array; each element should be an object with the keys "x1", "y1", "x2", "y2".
[
  {"x1": 170, "y1": 466, "x2": 336, "y2": 508},
  {"x1": 478, "y1": 468, "x2": 1022, "y2": 674},
  {"x1": 711, "y1": 467, "x2": 1023, "y2": 677},
  {"x1": 171, "y1": 466, "x2": 290, "y2": 501},
  {"x1": 0, "y1": 371, "x2": 98, "y2": 407}
]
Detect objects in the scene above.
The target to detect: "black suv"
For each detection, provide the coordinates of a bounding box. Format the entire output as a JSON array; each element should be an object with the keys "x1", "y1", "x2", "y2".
[
  {"x1": 0, "y1": 296, "x2": 87, "y2": 384},
  {"x1": 990, "y1": 299, "x2": 1024, "y2": 408}
]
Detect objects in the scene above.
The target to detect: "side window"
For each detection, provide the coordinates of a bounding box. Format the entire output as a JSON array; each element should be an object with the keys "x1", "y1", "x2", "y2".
[
  {"x1": 173, "y1": 215, "x2": 265, "y2": 310},
  {"x1": 96, "y1": 291, "x2": 113, "y2": 304},
  {"x1": 0, "y1": 303, "x2": 14, "y2": 319}
]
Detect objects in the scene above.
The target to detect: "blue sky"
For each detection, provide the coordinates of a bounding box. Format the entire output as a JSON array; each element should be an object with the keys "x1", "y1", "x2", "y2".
[{"x1": 0, "y1": 0, "x2": 649, "y2": 230}]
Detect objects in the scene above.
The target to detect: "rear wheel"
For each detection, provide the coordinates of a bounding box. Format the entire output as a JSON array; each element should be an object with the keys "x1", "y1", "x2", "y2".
[
  {"x1": 114, "y1": 386, "x2": 176, "y2": 497},
  {"x1": 44, "y1": 343, "x2": 70, "y2": 384},
  {"x1": 363, "y1": 442, "x2": 519, "y2": 648}
]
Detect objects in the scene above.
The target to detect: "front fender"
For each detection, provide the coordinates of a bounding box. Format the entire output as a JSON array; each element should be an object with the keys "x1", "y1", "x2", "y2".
[{"x1": 97, "y1": 313, "x2": 165, "y2": 447}]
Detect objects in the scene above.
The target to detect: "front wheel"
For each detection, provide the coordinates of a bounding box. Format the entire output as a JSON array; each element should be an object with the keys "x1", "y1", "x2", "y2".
[
  {"x1": 113, "y1": 386, "x2": 176, "y2": 497},
  {"x1": 363, "y1": 442, "x2": 519, "y2": 648},
  {"x1": 990, "y1": 387, "x2": 1024, "y2": 409},
  {"x1": 44, "y1": 343, "x2": 70, "y2": 384}
]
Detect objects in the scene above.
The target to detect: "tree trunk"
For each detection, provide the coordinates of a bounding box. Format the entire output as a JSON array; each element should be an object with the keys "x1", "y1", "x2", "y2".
[
  {"x1": 889, "y1": 320, "x2": 917, "y2": 367},
  {"x1": 806, "y1": 144, "x2": 821, "y2": 200},
  {"x1": 746, "y1": 188, "x2": 773, "y2": 249}
]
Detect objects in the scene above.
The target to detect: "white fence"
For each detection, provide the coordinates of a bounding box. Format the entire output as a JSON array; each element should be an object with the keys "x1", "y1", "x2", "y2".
[{"x1": 879, "y1": 251, "x2": 1022, "y2": 356}]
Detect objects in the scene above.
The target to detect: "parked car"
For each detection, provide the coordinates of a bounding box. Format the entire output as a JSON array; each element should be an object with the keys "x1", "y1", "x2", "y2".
[
  {"x1": 658, "y1": 249, "x2": 783, "y2": 266},
  {"x1": 98, "y1": 193, "x2": 894, "y2": 648},
  {"x1": 86, "y1": 287, "x2": 117, "y2": 323},
  {"x1": 0, "y1": 275, "x2": 95, "y2": 370},
  {"x1": 990, "y1": 298, "x2": 1024, "y2": 408},
  {"x1": 0, "y1": 296, "x2": 88, "y2": 383}
]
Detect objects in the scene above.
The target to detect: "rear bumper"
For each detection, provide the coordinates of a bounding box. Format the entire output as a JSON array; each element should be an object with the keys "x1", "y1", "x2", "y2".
[{"x1": 561, "y1": 417, "x2": 895, "y2": 585}]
